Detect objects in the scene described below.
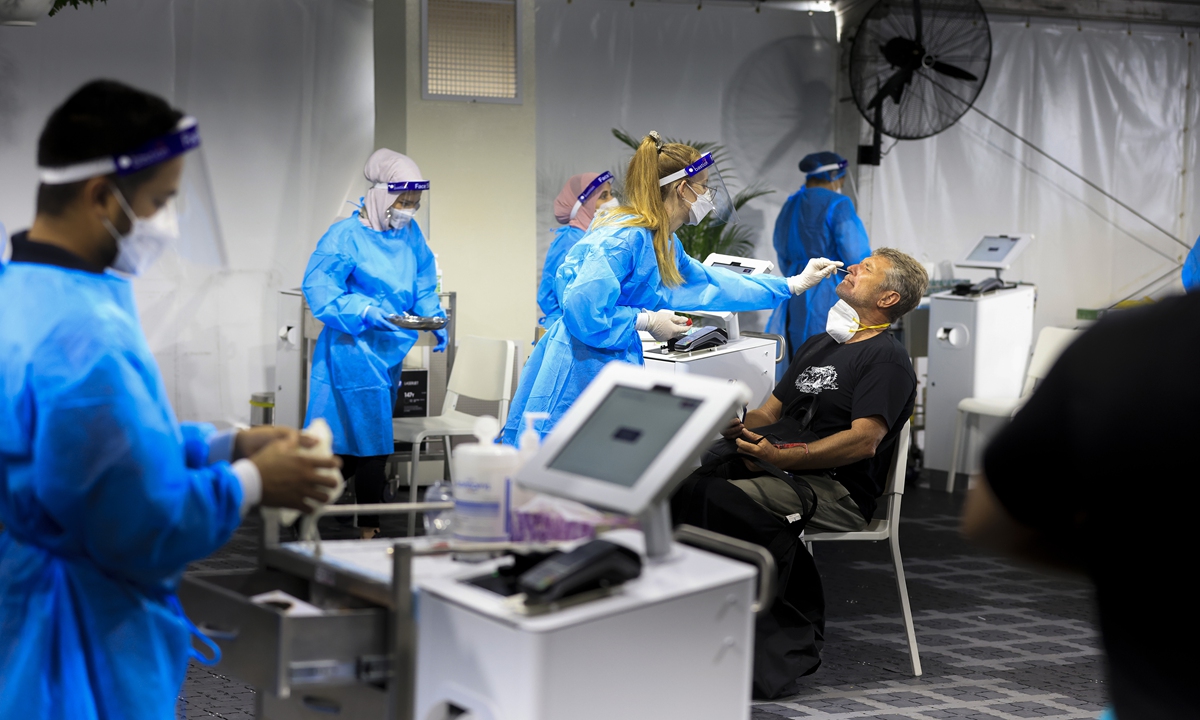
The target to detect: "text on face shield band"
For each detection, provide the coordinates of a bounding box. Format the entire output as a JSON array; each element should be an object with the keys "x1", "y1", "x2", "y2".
[
  {"x1": 658, "y1": 153, "x2": 715, "y2": 186},
  {"x1": 569, "y1": 171, "x2": 614, "y2": 220},
  {"x1": 37, "y1": 117, "x2": 202, "y2": 185},
  {"x1": 374, "y1": 180, "x2": 431, "y2": 192}
]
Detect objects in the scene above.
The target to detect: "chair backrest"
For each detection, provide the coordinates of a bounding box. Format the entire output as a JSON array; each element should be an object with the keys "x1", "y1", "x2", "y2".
[
  {"x1": 443, "y1": 336, "x2": 518, "y2": 414},
  {"x1": 1020, "y1": 326, "x2": 1082, "y2": 397},
  {"x1": 879, "y1": 422, "x2": 912, "y2": 531},
  {"x1": 885, "y1": 422, "x2": 912, "y2": 497}
]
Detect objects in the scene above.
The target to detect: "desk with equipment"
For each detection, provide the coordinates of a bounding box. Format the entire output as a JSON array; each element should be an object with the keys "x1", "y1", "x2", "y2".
[
  {"x1": 643, "y1": 253, "x2": 785, "y2": 409},
  {"x1": 924, "y1": 235, "x2": 1036, "y2": 488},
  {"x1": 180, "y1": 364, "x2": 775, "y2": 720}
]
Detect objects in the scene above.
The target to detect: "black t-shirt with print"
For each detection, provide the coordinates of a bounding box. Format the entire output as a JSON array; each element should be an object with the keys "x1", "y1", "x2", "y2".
[{"x1": 771, "y1": 331, "x2": 917, "y2": 520}]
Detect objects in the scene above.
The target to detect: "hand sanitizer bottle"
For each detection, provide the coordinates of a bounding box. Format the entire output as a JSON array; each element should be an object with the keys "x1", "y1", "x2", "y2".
[{"x1": 451, "y1": 416, "x2": 518, "y2": 542}]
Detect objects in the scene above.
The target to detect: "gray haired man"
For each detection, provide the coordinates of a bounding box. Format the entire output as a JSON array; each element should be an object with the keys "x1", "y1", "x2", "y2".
[{"x1": 720, "y1": 248, "x2": 929, "y2": 531}]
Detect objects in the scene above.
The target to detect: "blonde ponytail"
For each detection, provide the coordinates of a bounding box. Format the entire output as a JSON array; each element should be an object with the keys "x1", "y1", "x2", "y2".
[{"x1": 595, "y1": 132, "x2": 700, "y2": 287}]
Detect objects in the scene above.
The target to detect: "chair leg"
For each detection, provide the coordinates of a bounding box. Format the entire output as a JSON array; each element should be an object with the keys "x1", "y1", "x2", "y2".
[
  {"x1": 408, "y1": 437, "x2": 423, "y2": 537},
  {"x1": 889, "y1": 531, "x2": 922, "y2": 676},
  {"x1": 386, "y1": 455, "x2": 399, "y2": 498},
  {"x1": 945, "y1": 410, "x2": 964, "y2": 494}
]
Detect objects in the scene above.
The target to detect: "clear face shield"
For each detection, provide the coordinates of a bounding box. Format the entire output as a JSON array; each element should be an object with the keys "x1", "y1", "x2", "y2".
[
  {"x1": 659, "y1": 153, "x2": 739, "y2": 226},
  {"x1": 569, "y1": 171, "x2": 615, "y2": 223},
  {"x1": 378, "y1": 181, "x2": 431, "y2": 240},
  {"x1": 36, "y1": 116, "x2": 227, "y2": 274}
]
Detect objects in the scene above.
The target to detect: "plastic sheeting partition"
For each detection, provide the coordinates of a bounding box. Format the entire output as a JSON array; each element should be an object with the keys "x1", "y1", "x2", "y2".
[
  {"x1": 868, "y1": 18, "x2": 1198, "y2": 328},
  {"x1": 0, "y1": 0, "x2": 374, "y2": 426}
]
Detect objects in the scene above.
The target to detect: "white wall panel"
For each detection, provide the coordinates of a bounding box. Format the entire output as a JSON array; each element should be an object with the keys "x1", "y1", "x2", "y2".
[{"x1": 0, "y1": 0, "x2": 374, "y2": 425}]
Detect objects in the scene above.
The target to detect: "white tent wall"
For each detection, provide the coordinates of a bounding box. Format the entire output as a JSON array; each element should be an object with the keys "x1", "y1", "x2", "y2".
[
  {"x1": 534, "y1": 0, "x2": 839, "y2": 330},
  {"x1": 866, "y1": 18, "x2": 1199, "y2": 330},
  {"x1": 0, "y1": 0, "x2": 374, "y2": 426}
]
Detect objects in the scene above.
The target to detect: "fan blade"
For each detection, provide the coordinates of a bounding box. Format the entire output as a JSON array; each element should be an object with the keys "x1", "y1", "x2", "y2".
[
  {"x1": 867, "y1": 68, "x2": 912, "y2": 110},
  {"x1": 913, "y1": 0, "x2": 923, "y2": 46},
  {"x1": 931, "y1": 61, "x2": 978, "y2": 82}
]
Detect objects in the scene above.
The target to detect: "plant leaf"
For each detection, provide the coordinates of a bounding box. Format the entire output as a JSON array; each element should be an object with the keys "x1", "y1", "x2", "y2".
[{"x1": 49, "y1": 0, "x2": 106, "y2": 16}]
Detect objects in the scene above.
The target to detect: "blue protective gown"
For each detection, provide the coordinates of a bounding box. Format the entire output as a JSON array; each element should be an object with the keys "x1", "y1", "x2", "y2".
[
  {"x1": 1183, "y1": 238, "x2": 1200, "y2": 292},
  {"x1": 500, "y1": 220, "x2": 792, "y2": 445},
  {"x1": 0, "y1": 259, "x2": 244, "y2": 719},
  {"x1": 303, "y1": 216, "x2": 445, "y2": 457},
  {"x1": 766, "y1": 186, "x2": 871, "y2": 363},
  {"x1": 537, "y1": 225, "x2": 586, "y2": 328}
]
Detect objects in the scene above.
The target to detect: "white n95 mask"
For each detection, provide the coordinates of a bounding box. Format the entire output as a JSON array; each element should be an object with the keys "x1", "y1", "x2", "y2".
[
  {"x1": 685, "y1": 184, "x2": 715, "y2": 226},
  {"x1": 388, "y1": 207, "x2": 416, "y2": 229},
  {"x1": 597, "y1": 198, "x2": 619, "y2": 213},
  {"x1": 103, "y1": 187, "x2": 179, "y2": 277},
  {"x1": 826, "y1": 299, "x2": 890, "y2": 344}
]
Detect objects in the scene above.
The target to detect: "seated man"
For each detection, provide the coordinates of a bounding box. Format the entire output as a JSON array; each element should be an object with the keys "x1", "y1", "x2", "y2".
[
  {"x1": 702, "y1": 247, "x2": 926, "y2": 530},
  {"x1": 671, "y1": 247, "x2": 927, "y2": 697}
]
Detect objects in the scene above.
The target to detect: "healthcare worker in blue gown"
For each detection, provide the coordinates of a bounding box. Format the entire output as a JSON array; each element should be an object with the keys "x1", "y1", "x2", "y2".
[
  {"x1": 501, "y1": 132, "x2": 842, "y2": 444},
  {"x1": 0, "y1": 80, "x2": 340, "y2": 720},
  {"x1": 303, "y1": 149, "x2": 446, "y2": 539},
  {"x1": 766, "y1": 152, "x2": 871, "y2": 373},
  {"x1": 1183, "y1": 236, "x2": 1200, "y2": 292},
  {"x1": 538, "y1": 171, "x2": 616, "y2": 328}
]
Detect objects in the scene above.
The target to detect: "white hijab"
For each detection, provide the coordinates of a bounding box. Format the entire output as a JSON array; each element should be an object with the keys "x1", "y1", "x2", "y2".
[{"x1": 361, "y1": 149, "x2": 425, "y2": 232}]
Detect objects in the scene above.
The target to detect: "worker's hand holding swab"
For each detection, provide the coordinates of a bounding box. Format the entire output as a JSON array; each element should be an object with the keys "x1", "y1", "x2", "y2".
[
  {"x1": 253, "y1": 437, "x2": 343, "y2": 513},
  {"x1": 786, "y1": 257, "x2": 844, "y2": 294}
]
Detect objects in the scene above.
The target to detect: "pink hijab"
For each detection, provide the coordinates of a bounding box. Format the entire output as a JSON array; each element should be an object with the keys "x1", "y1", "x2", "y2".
[
  {"x1": 554, "y1": 172, "x2": 609, "y2": 232},
  {"x1": 361, "y1": 149, "x2": 426, "y2": 232}
]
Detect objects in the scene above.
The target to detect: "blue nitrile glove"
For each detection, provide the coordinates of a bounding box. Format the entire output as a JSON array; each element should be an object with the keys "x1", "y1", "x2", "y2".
[
  {"x1": 433, "y1": 329, "x2": 448, "y2": 353},
  {"x1": 364, "y1": 306, "x2": 397, "y2": 331}
]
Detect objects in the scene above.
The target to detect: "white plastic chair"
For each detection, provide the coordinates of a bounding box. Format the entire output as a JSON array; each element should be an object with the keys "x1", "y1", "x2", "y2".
[
  {"x1": 945, "y1": 326, "x2": 1081, "y2": 492},
  {"x1": 392, "y1": 335, "x2": 518, "y2": 536},
  {"x1": 803, "y1": 423, "x2": 921, "y2": 676}
]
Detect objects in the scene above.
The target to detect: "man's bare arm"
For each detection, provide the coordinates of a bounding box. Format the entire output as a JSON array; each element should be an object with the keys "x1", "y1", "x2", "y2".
[{"x1": 735, "y1": 415, "x2": 888, "y2": 471}]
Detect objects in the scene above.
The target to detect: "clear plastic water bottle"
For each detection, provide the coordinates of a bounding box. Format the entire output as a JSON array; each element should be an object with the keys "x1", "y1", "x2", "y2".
[{"x1": 423, "y1": 479, "x2": 454, "y2": 537}]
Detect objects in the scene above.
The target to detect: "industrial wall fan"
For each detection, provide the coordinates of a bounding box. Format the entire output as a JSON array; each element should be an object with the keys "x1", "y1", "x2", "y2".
[{"x1": 850, "y1": 0, "x2": 992, "y2": 164}]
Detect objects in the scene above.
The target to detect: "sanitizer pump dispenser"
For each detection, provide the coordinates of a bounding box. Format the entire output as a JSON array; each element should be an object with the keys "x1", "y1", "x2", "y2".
[{"x1": 451, "y1": 416, "x2": 518, "y2": 542}]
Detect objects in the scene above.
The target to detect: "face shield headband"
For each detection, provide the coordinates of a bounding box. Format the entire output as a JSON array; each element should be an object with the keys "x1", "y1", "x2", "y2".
[
  {"x1": 37, "y1": 117, "x2": 201, "y2": 185},
  {"x1": 373, "y1": 180, "x2": 431, "y2": 193},
  {"x1": 568, "y1": 171, "x2": 614, "y2": 221},
  {"x1": 805, "y1": 159, "x2": 848, "y2": 182},
  {"x1": 658, "y1": 153, "x2": 739, "y2": 226}
]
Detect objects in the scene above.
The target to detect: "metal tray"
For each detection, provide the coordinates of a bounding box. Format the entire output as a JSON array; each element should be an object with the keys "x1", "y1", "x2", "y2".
[{"x1": 387, "y1": 314, "x2": 447, "y2": 330}]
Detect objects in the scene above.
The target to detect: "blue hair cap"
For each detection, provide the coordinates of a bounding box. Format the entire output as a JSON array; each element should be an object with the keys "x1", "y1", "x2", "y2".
[{"x1": 799, "y1": 151, "x2": 848, "y2": 182}]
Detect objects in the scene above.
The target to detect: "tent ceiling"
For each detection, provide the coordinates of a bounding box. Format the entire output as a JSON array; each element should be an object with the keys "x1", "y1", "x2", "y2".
[{"x1": 834, "y1": 0, "x2": 1200, "y2": 38}]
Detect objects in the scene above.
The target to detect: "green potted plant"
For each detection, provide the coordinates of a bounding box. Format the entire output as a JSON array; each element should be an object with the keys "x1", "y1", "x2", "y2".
[{"x1": 611, "y1": 129, "x2": 772, "y2": 261}]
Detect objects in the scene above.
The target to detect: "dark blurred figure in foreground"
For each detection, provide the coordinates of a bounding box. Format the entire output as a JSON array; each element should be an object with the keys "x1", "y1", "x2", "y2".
[{"x1": 962, "y1": 291, "x2": 1199, "y2": 720}]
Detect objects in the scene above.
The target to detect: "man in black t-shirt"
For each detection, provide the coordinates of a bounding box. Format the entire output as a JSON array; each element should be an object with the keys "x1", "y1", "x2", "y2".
[
  {"x1": 963, "y1": 292, "x2": 1200, "y2": 720},
  {"x1": 726, "y1": 248, "x2": 928, "y2": 531}
]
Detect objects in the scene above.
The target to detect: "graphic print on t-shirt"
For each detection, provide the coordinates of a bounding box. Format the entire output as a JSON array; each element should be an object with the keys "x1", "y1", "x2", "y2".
[{"x1": 795, "y1": 365, "x2": 839, "y2": 394}]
